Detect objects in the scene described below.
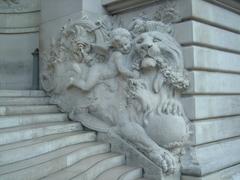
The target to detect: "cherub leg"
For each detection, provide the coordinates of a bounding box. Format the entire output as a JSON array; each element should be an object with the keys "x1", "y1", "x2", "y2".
[{"x1": 70, "y1": 68, "x2": 101, "y2": 91}]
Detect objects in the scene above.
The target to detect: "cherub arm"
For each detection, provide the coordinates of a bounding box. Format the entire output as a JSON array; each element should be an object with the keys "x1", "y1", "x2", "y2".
[{"x1": 113, "y1": 52, "x2": 139, "y2": 78}]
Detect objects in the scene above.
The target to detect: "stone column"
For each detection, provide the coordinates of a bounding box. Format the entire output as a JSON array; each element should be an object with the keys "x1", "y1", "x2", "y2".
[
  {"x1": 0, "y1": 0, "x2": 40, "y2": 89},
  {"x1": 173, "y1": 0, "x2": 240, "y2": 179}
]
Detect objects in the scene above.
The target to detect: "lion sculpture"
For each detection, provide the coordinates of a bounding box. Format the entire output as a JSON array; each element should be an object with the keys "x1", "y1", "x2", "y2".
[{"x1": 41, "y1": 16, "x2": 191, "y2": 178}]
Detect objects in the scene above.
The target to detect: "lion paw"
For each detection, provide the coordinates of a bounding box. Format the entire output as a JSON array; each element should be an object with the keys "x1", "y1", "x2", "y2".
[
  {"x1": 161, "y1": 99, "x2": 183, "y2": 116},
  {"x1": 149, "y1": 150, "x2": 176, "y2": 175}
]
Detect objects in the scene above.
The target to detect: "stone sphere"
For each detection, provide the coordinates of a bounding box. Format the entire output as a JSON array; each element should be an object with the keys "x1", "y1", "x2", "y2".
[{"x1": 145, "y1": 113, "x2": 189, "y2": 148}]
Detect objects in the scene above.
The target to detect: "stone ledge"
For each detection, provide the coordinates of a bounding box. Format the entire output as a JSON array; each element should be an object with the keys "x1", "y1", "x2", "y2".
[
  {"x1": 186, "y1": 71, "x2": 240, "y2": 94},
  {"x1": 182, "y1": 46, "x2": 240, "y2": 74},
  {"x1": 182, "y1": 163, "x2": 240, "y2": 180},
  {"x1": 0, "y1": 11, "x2": 40, "y2": 31},
  {"x1": 205, "y1": 0, "x2": 240, "y2": 15},
  {"x1": 175, "y1": 0, "x2": 240, "y2": 34},
  {"x1": 0, "y1": 27, "x2": 39, "y2": 34},
  {"x1": 182, "y1": 136, "x2": 240, "y2": 176},
  {"x1": 182, "y1": 95, "x2": 240, "y2": 120},
  {"x1": 102, "y1": 0, "x2": 158, "y2": 14},
  {"x1": 175, "y1": 20, "x2": 240, "y2": 54},
  {"x1": 192, "y1": 115, "x2": 240, "y2": 145}
]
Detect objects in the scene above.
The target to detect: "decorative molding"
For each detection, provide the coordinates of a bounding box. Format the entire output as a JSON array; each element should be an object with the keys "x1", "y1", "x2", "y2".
[
  {"x1": 0, "y1": 27, "x2": 39, "y2": 33},
  {"x1": 0, "y1": 11, "x2": 40, "y2": 33},
  {"x1": 205, "y1": 0, "x2": 240, "y2": 15},
  {"x1": 102, "y1": 0, "x2": 159, "y2": 14}
]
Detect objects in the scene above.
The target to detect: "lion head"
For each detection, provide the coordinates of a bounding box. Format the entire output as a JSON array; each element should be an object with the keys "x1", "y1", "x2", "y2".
[{"x1": 134, "y1": 31, "x2": 189, "y2": 90}]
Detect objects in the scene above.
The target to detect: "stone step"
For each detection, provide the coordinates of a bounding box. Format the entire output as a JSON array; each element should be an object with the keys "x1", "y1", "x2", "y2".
[
  {"x1": 72, "y1": 154, "x2": 125, "y2": 180},
  {"x1": 182, "y1": 136, "x2": 240, "y2": 176},
  {"x1": 43, "y1": 153, "x2": 125, "y2": 180},
  {"x1": 182, "y1": 163, "x2": 240, "y2": 180},
  {"x1": 0, "y1": 142, "x2": 110, "y2": 180},
  {"x1": 96, "y1": 166, "x2": 143, "y2": 180},
  {"x1": 0, "y1": 97, "x2": 50, "y2": 106},
  {"x1": 0, "y1": 90, "x2": 46, "y2": 97},
  {"x1": 0, "y1": 122, "x2": 82, "y2": 145},
  {"x1": 0, "y1": 131, "x2": 96, "y2": 166},
  {"x1": 0, "y1": 113, "x2": 67, "y2": 128},
  {"x1": 0, "y1": 105, "x2": 59, "y2": 116},
  {"x1": 0, "y1": 131, "x2": 81, "y2": 152}
]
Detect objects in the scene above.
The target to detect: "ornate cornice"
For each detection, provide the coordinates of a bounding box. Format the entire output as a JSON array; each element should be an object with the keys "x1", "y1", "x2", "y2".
[{"x1": 102, "y1": 0, "x2": 159, "y2": 14}]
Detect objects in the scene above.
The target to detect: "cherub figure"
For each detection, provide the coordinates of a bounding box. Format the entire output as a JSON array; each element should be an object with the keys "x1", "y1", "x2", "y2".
[{"x1": 68, "y1": 28, "x2": 139, "y2": 91}]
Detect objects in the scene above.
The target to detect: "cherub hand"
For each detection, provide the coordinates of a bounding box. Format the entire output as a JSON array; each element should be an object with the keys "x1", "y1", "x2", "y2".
[
  {"x1": 161, "y1": 98, "x2": 183, "y2": 116},
  {"x1": 149, "y1": 149, "x2": 176, "y2": 175},
  {"x1": 66, "y1": 76, "x2": 75, "y2": 89},
  {"x1": 131, "y1": 70, "x2": 140, "y2": 78}
]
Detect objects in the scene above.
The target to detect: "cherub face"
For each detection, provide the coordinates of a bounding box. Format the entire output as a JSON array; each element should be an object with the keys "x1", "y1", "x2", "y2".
[{"x1": 113, "y1": 36, "x2": 132, "y2": 54}]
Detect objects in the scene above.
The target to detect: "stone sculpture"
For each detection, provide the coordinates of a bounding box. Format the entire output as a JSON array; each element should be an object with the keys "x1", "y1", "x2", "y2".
[{"x1": 41, "y1": 14, "x2": 191, "y2": 179}]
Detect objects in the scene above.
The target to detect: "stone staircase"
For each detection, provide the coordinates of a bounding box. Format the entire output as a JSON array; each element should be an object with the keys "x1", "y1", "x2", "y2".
[{"x1": 0, "y1": 90, "x2": 146, "y2": 180}]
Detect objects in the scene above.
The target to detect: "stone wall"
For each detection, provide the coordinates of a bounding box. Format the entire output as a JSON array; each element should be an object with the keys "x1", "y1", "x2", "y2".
[
  {"x1": 173, "y1": 0, "x2": 240, "y2": 179},
  {"x1": 0, "y1": 0, "x2": 40, "y2": 89}
]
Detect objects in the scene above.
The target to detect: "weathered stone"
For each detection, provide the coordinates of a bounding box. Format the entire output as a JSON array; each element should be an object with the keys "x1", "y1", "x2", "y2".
[
  {"x1": 1, "y1": 142, "x2": 110, "y2": 180},
  {"x1": 0, "y1": 33, "x2": 38, "y2": 90},
  {"x1": 95, "y1": 166, "x2": 142, "y2": 180},
  {"x1": 0, "y1": 11, "x2": 40, "y2": 30},
  {"x1": 41, "y1": 0, "x2": 105, "y2": 23},
  {"x1": 175, "y1": 20, "x2": 240, "y2": 53},
  {"x1": 186, "y1": 71, "x2": 240, "y2": 94},
  {"x1": 102, "y1": 0, "x2": 158, "y2": 14},
  {"x1": 175, "y1": 0, "x2": 240, "y2": 33},
  {"x1": 0, "y1": 90, "x2": 45, "y2": 97},
  {"x1": 0, "y1": 122, "x2": 82, "y2": 145},
  {"x1": 182, "y1": 95, "x2": 240, "y2": 119},
  {"x1": 63, "y1": 154, "x2": 125, "y2": 180},
  {"x1": 0, "y1": 131, "x2": 96, "y2": 165},
  {"x1": 192, "y1": 115, "x2": 240, "y2": 145},
  {"x1": 182, "y1": 137, "x2": 240, "y2": 176},
  {"x1": 0, "y1": 97, "x2": 50, "y2": 105},
  {"x1": 41, "y1": 154, "x2": 125, "y2": 180},
  {"x1": 0, "y1": 105, "x2": 58, "y2": 116},
  {"x1": 0, "y1": 113, "x2": 67, "y2": 128},
  {"x1": 182, "y1": 46, "x2": 240, "y2": 73},
  {"x1": 182, "y1": 164, "x2": 240, "y2": 180},
  {"x1": 0, "y1": 143, "x2": 110, "y2": 180}
]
